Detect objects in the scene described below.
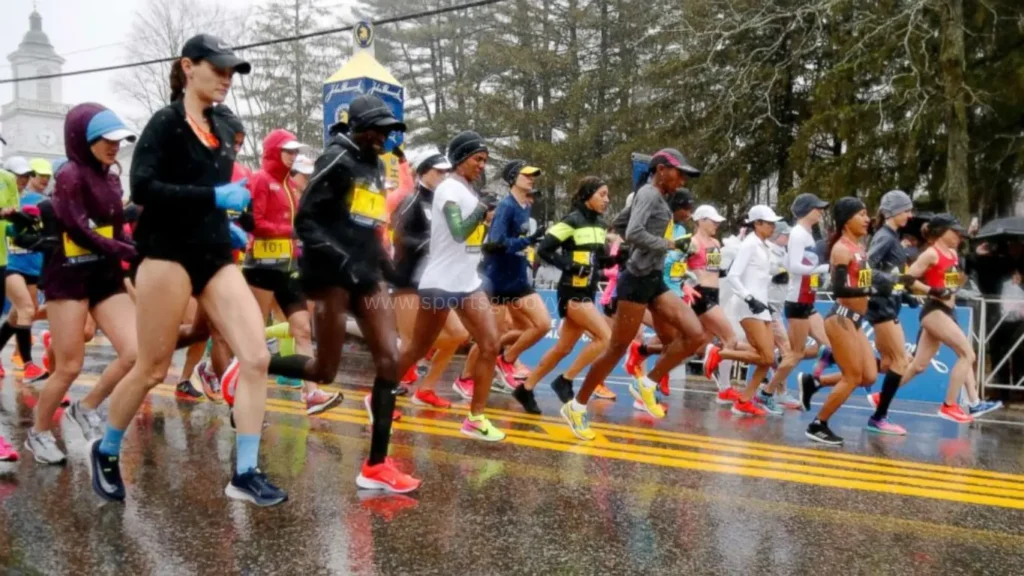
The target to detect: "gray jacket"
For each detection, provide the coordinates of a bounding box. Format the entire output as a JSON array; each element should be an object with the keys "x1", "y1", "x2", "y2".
[{"x1": 624, "y1": 184, "x2": 672, "y2": 276}]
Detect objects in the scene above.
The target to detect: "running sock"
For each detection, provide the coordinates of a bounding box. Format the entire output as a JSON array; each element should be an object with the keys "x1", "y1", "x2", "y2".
[
  {"x1": 14, "y1": 326, "x2": 32, "y2": 363},
  {"x1": 235, "y1": 433, "x2": 260, "y2": 475},
  {"x1": 99, "y1": 425, "x2": 126, "y2": 456},
  {"x1": 570, "y1": 399, "x2": 587, "y2": 412},
  {"x1": 368, "y1": 377, "x2": 397, "y2": 465},
  {"x1": 268, "y1": 354, "x2": 311, "y2": 381},
  {"x1": 640, "y1": 375, "x2": 658, "y2": 390},
  {"x1": 872, "y1": 370, "x2": 902, "y2": 420},
  {"x1": 0, "y1": 322, "x2": 15, "y2": 351},
  {"x1": 717, "y1": 360, "x2": 734, "y2": 391},
  {"x1": 264, "y1": 322, "x2": 291, "y2": 340}
]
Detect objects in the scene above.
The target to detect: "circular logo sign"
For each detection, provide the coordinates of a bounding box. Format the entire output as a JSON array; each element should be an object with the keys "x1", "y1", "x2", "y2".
[{"x1": 355, "y1": 21, "x2": 374, "y2": 48}]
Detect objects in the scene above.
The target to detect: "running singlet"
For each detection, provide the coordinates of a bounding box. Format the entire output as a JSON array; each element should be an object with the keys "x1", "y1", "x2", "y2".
[
  {"x1": 921, "y1": 247, "x2": 961, "y2": 290},
  {"x1": 787, "y1": 223, "x2": 826, "y2": 304},
  {"x1": 840, "y1": 237, "x2": 871, "y2": 290},
  {"x1": 418, "y1": 176, "x2": 484, "y2": 293},
  {"x1": 686, "y1": 236, "x2": 722, "y2": 273}
]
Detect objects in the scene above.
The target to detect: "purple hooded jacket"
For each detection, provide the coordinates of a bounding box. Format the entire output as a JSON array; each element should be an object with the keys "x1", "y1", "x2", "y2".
[{"x1": 43, "y1": 103, "x2": 135, "y2": 301}]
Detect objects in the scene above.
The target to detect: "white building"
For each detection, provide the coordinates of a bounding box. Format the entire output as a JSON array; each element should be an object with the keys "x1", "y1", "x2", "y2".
[{"x1": 0, "y1": 10, "x2": 70, "y2": 163}]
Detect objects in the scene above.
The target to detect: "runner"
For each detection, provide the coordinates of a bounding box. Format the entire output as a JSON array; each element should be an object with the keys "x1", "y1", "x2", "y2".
[
  {"x1": 514, "y1": 176, "x2": 612, "y2": 414},
  {"x1": 762, "y1": 221, "x2": 803, "y2": 409},
  {"x1": 898, "y1": 213, "x2": 1002, "y2": 422},
  {"x1": 90, "y1": 35, "x2": 287, "y2": 506},
  {"x1": 390, "y1": 150, "x2": 463, "y2": 409},
  {"x1": 243, "y1": 128, "x2": 340, "y2": 415},
  {"x1": 805, "y1": 198, "x2": 889, "y2": 445},
  {"x1": 562, "y1": 148, "x2": 704, "y2": 439},
  {"x1": 246, "y1": 94, "x2": 420, "y2": 492},
  {"x1": 393, "y1": 130, "x2": 505, "y2": 444},
  {"x1": 478, "y1": 159, "x2": 549, "y2": 392},
  {"x1": 24, "y1": 104, "x2": 140, "y2": 464},
  {"x1": 0, "y1": 155, "x2": 21, "y2": 462}
]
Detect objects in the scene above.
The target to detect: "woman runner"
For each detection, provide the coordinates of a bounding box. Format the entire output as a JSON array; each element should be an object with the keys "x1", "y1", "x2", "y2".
[
  {"x1": 513, "y1": 177, "x2": 612, "y2": 414},
  {"x1": 90, "y1": 35, "x2": 287, "y2": 506}
]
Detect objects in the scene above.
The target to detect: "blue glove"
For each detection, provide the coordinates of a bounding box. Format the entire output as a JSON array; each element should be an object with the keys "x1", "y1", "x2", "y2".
[
  {"x1": 214, "y1": 178, "x2": 250, "y2": 212},
  {"x1": 228, "y1": 223, "x2": 248, "y2": 250}
]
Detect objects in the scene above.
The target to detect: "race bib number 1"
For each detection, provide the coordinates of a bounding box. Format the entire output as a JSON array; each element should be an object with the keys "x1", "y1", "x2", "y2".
[
  {"x1": 349, "y1": 184, "x2": 386, "y2": 225},
  {"x1": 466, "y1": 224, "x2": 485, "y2": 253}
]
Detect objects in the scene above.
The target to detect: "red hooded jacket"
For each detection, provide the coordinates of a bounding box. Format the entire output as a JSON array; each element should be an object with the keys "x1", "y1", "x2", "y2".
[{"x1": 247, "y1": 129, "x2": 299, "y2": 242}]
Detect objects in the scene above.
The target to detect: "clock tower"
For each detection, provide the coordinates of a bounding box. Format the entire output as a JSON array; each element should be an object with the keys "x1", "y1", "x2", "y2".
[{"x1": 0, "y1": 10, "x2": 68, "y2": 162}]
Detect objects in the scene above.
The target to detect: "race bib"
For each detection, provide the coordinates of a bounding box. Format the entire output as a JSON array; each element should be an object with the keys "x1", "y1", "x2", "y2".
[
  {"x1": 857, "y1": 268, "x2": 872, "y2": 289},
  {"x1": 944, "y1": 270, "x2": 960, "y2": 288},
  {"x1": 253, "y1": 239, "x2": 292, "y2": 261},
  {"x1": 5, "y1": 236, "x2": 28, "y2": 256},
  {"x1": 63, "y1": 225, "x2": 113, "y2": 259},
  {"x1": 670, "y1": 261, "x2": 687, "y2": 281},
  {"x1": 466, "y1": 224, "x2": 486, "y2": 253},
  {"x1": 664, "y1": 222, "x2": 674, "y2": 240},
  {"x1": 810, "y1": 274, "x2": 820, "y2": 289},
  {"x1": 706, "y1": 250, "x2": 722, "y2": 271},
  {"x1": 572, "y1": 251, "x2": 591, "y2": 288},
  {"x1": 349, "y1": 184, "x2": 386, "y2": 225}
]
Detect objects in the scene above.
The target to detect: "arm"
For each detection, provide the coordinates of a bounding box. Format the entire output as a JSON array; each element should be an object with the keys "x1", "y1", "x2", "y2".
[
  {"x1": 787, "y1": 229, "x2": 827, "y2": 275},
  {"x1": 725, "y1": 238, "x2": 753, "y2": 300},
  {"x1": 250, "y1": 175, "x2": 291, "y2": 238},
  {"x1": 293, "y1": 151, "x2": 353, "y2": 257},
  {"x1": 537, "y1": 221, "x2": 574, "y2": 271},
  {"x1": 625, "y1": 190, "x2": 671, "y2": 252},
  {"x1": 129, "y1": 110, "x2": 216, "y2": 208},
  {"x1": 444, "y1": 201, "x2": 488, "y2": 243},
  {"x1": 486, "y1": 202, "x2": 532, "y2": 253},
  {"x1": 394, "y1": 196, "x2": 429, "y2": 254},
  {"x1": 54, "y1": 171, "x2": 136, "y2": 260},
  {"x1": 830, "y1": 242, "x2": 873, "y2": 298}
]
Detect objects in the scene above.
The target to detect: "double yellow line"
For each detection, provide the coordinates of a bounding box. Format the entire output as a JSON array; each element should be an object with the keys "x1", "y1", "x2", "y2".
[{"x1": 73, "y1": 376, "x2": 1024, "y2": 510}]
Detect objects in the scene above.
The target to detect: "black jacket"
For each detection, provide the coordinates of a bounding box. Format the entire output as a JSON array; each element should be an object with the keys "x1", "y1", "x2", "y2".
[
  {"x1": 391, "y1": 184, "x2": 433, "y2": 289},
  {"x1": 130, "y1": 100, "x2": 239, "y2": 257},
  {"x1": 538, "y1": 206, "x2": 609, "y2": 293},
  {"x1": 867, "y1": 223, "x2": 911, "y2": 317}
]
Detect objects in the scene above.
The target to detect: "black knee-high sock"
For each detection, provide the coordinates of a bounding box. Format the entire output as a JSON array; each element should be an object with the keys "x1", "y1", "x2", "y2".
[
  {"x1": 368, "y1": 376, "x2": 397, "y2": 465},
  {"x1": 872, "y1": 370, "x2": 902, "y2": 420},
  {"x1": 268, "y1": 354, "x2": 313, "y2": 381},
  {"x1": 14, "y1": 326, "x2": 32, "y2": 363},
  {"x1": 0, "y1": 322, "x2": 15, "y2": 351}
]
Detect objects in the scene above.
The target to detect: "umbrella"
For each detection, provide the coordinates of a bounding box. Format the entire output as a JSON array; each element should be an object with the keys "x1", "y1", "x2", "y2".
[{"x1": 974, "y1": 217, "x2": 1024, "y2": 241}]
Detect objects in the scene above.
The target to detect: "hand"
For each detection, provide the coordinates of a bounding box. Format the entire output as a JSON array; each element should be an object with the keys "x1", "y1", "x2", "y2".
[
  {"x1": 481, "y1": 241, "x2": 506, "y2": 255},
  {"x1": 682, "y1": 284, "x2": 701, "y2": 305},
  {"x1": 570, "y1": 263, "x2": 592, "y2": 277},
  {"x1": 674, "y1": 234, "x2": 693, "y2": 253},
  {"x1": 745, "y1": 296, "x2": 768, "y2": 315},
  {"x1": 214, "y1": 178, "x2": 250, "y2": 212},
  {"x1": 5, "y1": 211, "x2": 38, "y2": 229},
  {"x1": 228, "y1": 223, "x2": 248, "y2": 250},
  {"x1": 898, "y1": 273, "x2": 917, "y2": 286},
  {"x1": 479, "y1": 194, "x2": 499, "y2": 212},
  {"x1": 928, "y1": 286, "x2": 952, "y2": 299},
  {"x1": 529, "y1": 226, "x2": 547, "y2": 244},
  {"x1": 901, "y1": 291, "x2": 920, "y2": 308},
  {"x1": 873, "y1": 274, "x2": 895, "y2": 296}
]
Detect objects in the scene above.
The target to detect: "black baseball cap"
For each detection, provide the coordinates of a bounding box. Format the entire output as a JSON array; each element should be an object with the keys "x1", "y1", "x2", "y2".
[
  {"x1": 182, "y1": 34, "x2": 251, "y2": 74},
  {"x1": 669, "y1": 188, "x2": 694, "y2": 211},
  {"x1": 348, "y1": 95, "x2": 406, "y2": 134},
  {"x1": 791, "y1": 193, "x2": 829, "y2": 218},
  {"x1": 928, "y1": 213, "x2": 967, "y2": 235},
  {"x1": 501, "y1": 160, "x2": 542, "y2": 187}
]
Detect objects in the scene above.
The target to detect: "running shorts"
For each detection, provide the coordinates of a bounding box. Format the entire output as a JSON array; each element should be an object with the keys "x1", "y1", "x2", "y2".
[
  {"x1": 556, "y1": 287, "x2": 595, "y2": 319},
  {"x1": 866, "y1": 294, "x2": 901, "y2": 326},
  {"x1": 825, "y1": 303, "x2": 865, "y2": 329},
  {"x1": 617, "y1": 269, "x2": 669, "y2": 306},
  {"x1": 299, "y1": 246, "x2": 384, "y2": 299},
  {"x1": 784, "y1": 301, "x2": 818, "y2": 320},
  {"x1": 141, "y1": 245, "x2": 234, "y2": 297},
  {"x1": 5, "y1": 270, "x2": 39, "y2": 286},
  {"x1": 920, "y1": 298, "x2": 955, "y2": 323},
  {"x1": 691, "y1": 285, "x2": 720, "y2": 316},
  {"x1": 243, "y1": 267, "x2": 308, "y2": 317}
]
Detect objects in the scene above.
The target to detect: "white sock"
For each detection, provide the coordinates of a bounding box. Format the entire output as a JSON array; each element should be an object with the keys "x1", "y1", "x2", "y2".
[
  {"x1": 570, "y1": 399, "x2": 587, "y2": 412},
  {"x1": 641, "y1": 375, "x2": 658, "y2": 390},
  {"x1": 717, "y1": 360, "x2": 734, "y2": 391}
]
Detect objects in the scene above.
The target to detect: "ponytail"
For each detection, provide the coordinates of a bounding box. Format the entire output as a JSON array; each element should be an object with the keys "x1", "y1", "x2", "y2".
[
  {"x1": 169, "y1": 59, "x2": 186, "y2": 102},
  {"x1": 825, "y1": 229, "x2": 842, "y2": 261}
]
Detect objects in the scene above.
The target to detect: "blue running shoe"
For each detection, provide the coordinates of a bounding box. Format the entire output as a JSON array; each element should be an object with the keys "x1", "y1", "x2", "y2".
[
  {"x1": 276, "y1": 376, "x2": 303, "y2": 388},
  {"x1": 225, "y1": 468, "x2": 288, "y2": 507},
  {"x1": 968, "y1": 400, "x2": 1003, "y2": 418},
  {"x1": 89, "y1": 439, "x2": 125, "y2": 502}
]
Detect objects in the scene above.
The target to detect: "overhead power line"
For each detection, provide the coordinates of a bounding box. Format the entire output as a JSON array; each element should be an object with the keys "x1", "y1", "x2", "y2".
[{"x1": 0, "y1": 0, "x2": 509, "y2": 85}]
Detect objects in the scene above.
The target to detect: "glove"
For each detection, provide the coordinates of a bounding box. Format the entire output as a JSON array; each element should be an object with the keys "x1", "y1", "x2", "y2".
[
  {"x1": 928, "y1": 286, "x2": 952, "y2": 299},
  {"x1": 228, "y1": 223, "x2": 248, "y2": 250},
  {"x1": 528, "y1": 227, "x2": 547, "y2": 244},
  {"x1": 569, "y1": 263, "x2": 592, "y2": 277},
  {"x1": 771, "y1": 271, "x2": 789, "y2": 285},
  {"x1": 5, "y1": 210, "x2": 38, "y2": 229},
  {"x1": 901, "y1": 291, "x2": 920, "y2": 308},
  {"x1": 481, "y1": 241, "x2": 506, "y2": 255},
  {"x1": 214, "y1": 178, "x2": 250, "y2": 212},
  {"x1": 236, "y1": 209, "x2": 255, "y2": 233},
  {"x1": 673, "y1": 234, "x2": 693, "y2": 253},
  {"x1": 479, "y1": 194, "x2": 499, "y2": 211},
  {"x1": 745, "y1": 296, "x2": 768, "y2": 315},
  {"x1": 872, "y1": 274, "x2": 895, "y2": 296}
]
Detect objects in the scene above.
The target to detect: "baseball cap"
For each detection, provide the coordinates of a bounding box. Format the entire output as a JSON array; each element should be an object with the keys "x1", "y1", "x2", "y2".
[
  {"x1": 501, "y1": 160, "x2": 541, "y2": 186},
  {"x1": 747, "y1": 205, "x2": 783, "y2": 223},
  {"x1": 182, "y1": 34, "x2": 251, "y2": 74},
  {"x1": 411, "y1": 150, "x2": 452, "y2": 175},
  {"x1": 348, "y1": 95, "x2": 406, "y2": 133},
  {"x1": 29, "y1": 158, "x2": 52, "y2": 176},
  {"x1": 928, "y1": 213, "x2": 967, "y2": 235},
  {"x1": 292, "y1": 154, "x2": 314, "y2": 175},
  {"x1": 650, "y1": 148, "x2": 702, "y2": 178},
  {"x1": 86, "y1": 109, "x2": 136, "y2": 144},
  {"x1": 790, "y1": 193, "x2": 829, "y2": 218},
  {"x1": 669, "y1": 188, "x2": 694, "y2": 211},
  {"x1": 772, "y1": 220, "x2": 792, "y2": 237},
  {"x1": 693, "y1": 205, "x2": 726, "y2": 222},
  {"x1": 280, "y1": 140, "x2": 306, "y2": 151},
  {"x1": 3, "y1": 156, "x2": 31, "y2": 176}
]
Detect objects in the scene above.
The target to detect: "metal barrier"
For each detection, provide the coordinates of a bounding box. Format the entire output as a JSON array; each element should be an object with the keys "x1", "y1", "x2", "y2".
[{"x1": 975, "y1": 296, "x2": 1024, "y2": 396}]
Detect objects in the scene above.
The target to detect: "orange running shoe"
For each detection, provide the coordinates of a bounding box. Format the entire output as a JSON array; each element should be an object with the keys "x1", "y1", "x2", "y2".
[
  {"x1": 594, "y1": 384, "x2": 617, "y2": 400},
  {"x1": 731, "y1": 399, "x2": 767, "y2": 417},
  {"x1": 624, "y1": 340, "x2": 645, "y2": 378},
  {"x1": 356, "y1": 458, "x2": 421, "y2": 494}
]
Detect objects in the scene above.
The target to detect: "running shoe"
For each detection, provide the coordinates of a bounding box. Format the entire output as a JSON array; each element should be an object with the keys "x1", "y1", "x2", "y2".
[
  {"x1": 10, "y1": 349, "x2": 23, "y2": 370},
  {"x1": 658, "y1": 374, "x2": 670, "y2": 397},
  {"x1": 356, "y1": 458, "x2": 422, "y2": 493},
  {"x1": 460, "y1": 414, "x2": 506, "y2": 442},
  {"x1": 452, "y1": 377, "x2": 474, "y2": 401},
  {"x1": 624, "y1": 340, "x2": 644, "y2": 378},
  {"x1": 754, "y1": 391, "x2": 783, "y2": 416},
  {"x1": 25, "y1": 429, "x2": 66, "y2": 464},
  {"x1": 550, "y1": 375, "x2": 574, "y2": 404},
  {"x1": 0, "y1": 436, "x2": 18, "y2": 462},
  {"x1": 703, "y1": 345, "x2": 722, "y2": 380},
  {"x1": 413, "y1": 389, "x2": 452, "y2": 409},
  {"x1": 629, "y1": 379, "x2": 665, "y2": 418},
  {"x1": 64, "y1": 399, "x2": 104, "y2": 442},
  {"x1": 775, "y1": 389, "x2": 802, "y2": 410},
  {"x1": 731, "y1": 399, "x2": 767, "y2": 417},
  {"x1": 275, "y1": 376, "x2": 303, "y2": 389},
  {"x1": 632, "y1": 400, "x2": 668, "y2": 413},
  {"x1": 593, "y1": 383, "x2": 617, "y2": 400},
  {"x1": 866, "y1": 417, "x2": 907, "y2": 436},
  {"x1": 938, "y1": 403, "x2": 973, "y2": 424},
  {"x1": 560, "y1": 402, "x2": 596, "y2": 441},
  {"x1": 812, "y1": 347, "x2": 834, "y2": 379},
  {"x1": 225, "y1": 468, "x2": 288, "y2": 507},
  {"x1": 23, "y1": 363, "x2": 46, "y2": 382},
  {"x1": 221, "y1": 358, "x2": 240, "y2": 407},
  {"x1": 806, "y1": 420, "x2": 843, "y2": 446},
  {"x1": 89, "y1": 439, "x2": 125, "y2": 501},
  {"x1": 494, "y1": 355, "x2": 518, "y2": 393},
  {"x1": 400, "y1": 365, "x2": 418, "y2": 387},
  {"x1": 866, "y1": 392, "x2": 880, "y2": 409},
  {"x1": 514, "y1": 364, "x2": 531, "y2": 382},
  {"x1": 716, "y1": 387, "x2": 740, "y2": 406},
  {"x1": 797, "y1": 372, "x2": 819, "y2": 411},
  {"x1": 176, "y1": 380, "x2": 204, "y2": 399},
  {"x1": 512, "y1": 385, "x2": 541, "y2": 415},
  {"x1": 968, "y1": 400, "x2": 1004, "y2": 418},
  {"x1": 363, "y1": 394, "x2": 402, "y2": 424},
  {"x1": 192, "y1": 360, "x2": 221, "y2": 402},
  {"x1": 42, "y1": 330, "x2": 51, "y2": 373},
  {"x1": 304, "y1": 389, "x2": 342, "y2": 416}
]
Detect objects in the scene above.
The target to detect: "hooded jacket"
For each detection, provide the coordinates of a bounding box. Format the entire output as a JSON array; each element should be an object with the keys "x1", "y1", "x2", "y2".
[
  {"x1": 249, "y1": 129, "x2": 299, "y2": 240},
  {"x1": 390, "y1": 183, "x2": 434, "y2": 289},
  {"x1": 44, "y1": 103, "x2": 135, "y2": 297}
]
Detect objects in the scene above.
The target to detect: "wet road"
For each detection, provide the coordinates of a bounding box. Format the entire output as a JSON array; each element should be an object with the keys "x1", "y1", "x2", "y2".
[{"x1": 2, "y1": 341, "x2": 1024, "y2": 574}]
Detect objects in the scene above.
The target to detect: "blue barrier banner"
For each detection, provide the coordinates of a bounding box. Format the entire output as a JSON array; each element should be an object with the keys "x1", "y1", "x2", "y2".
[{"x1": 521, "y1": 290, "x2": 970, "y2": 403}]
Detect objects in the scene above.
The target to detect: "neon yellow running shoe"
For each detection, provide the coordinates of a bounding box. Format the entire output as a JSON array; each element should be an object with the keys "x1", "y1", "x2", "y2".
[
  {"x1": 560, "y1": 402, "x2": 596, "y2": 441},
  {"x1": 461, "y1": 414, "x2": 506, "y2": 442},
  {"x1": 629, "y1": 380, "x2": 666, "y2": 419}
]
